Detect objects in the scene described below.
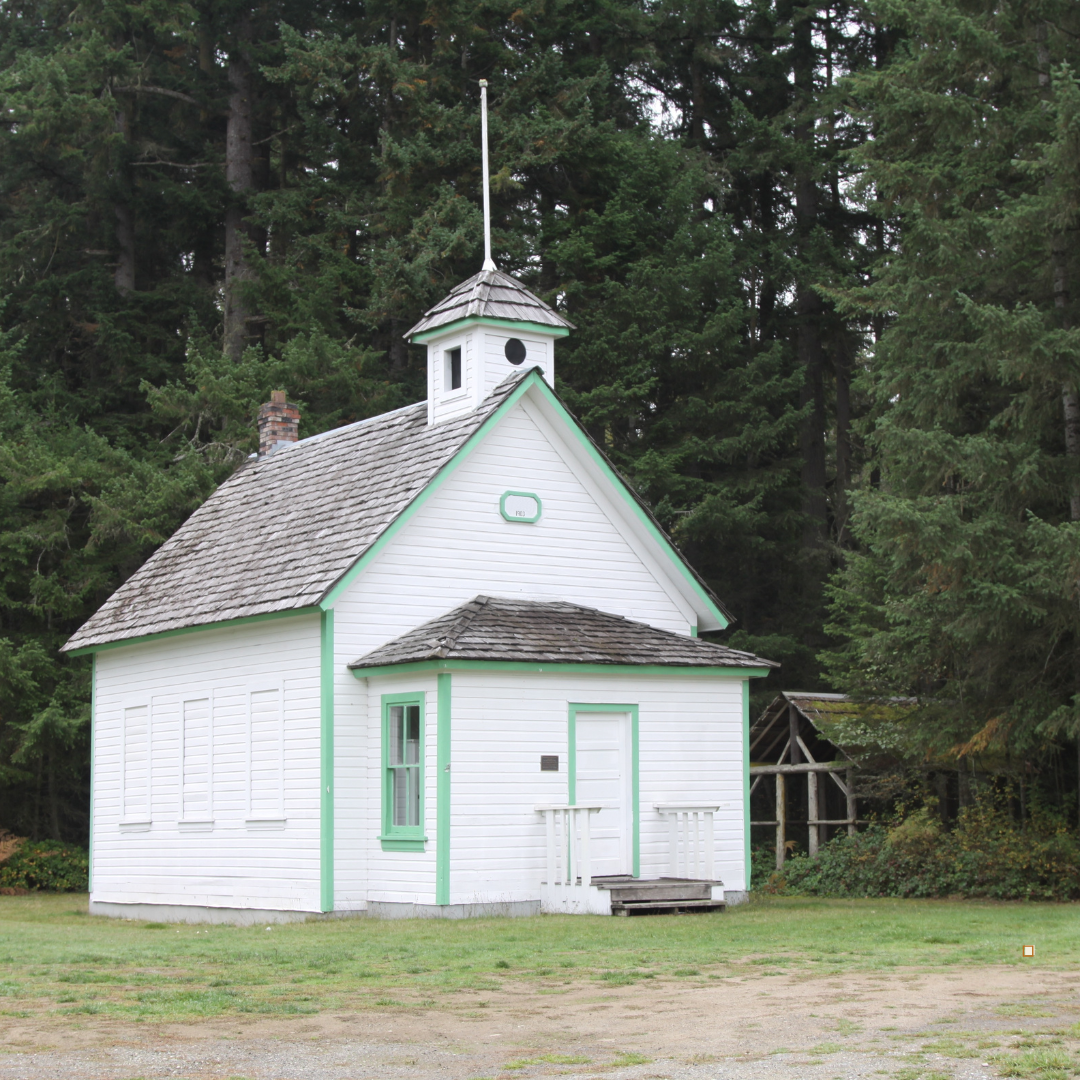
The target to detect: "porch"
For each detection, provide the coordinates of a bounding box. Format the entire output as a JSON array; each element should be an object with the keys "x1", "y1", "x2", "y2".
[{"x1": 535, "y1": 803, "x2": 727, "y2": 916}]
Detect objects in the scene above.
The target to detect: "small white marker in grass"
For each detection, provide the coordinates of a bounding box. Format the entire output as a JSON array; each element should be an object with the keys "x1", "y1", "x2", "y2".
[{"x1": 1023, "y1": 945, "x2": 1034, "y2": 958}]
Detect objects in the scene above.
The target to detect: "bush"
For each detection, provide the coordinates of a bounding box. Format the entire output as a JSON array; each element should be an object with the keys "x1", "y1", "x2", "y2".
[
  {"x1": 775, "y1": 803, "x2": 1080, "y2": 902},
  {"x1": 0, "y1": 840, "x2": 89, "y2": 892}
]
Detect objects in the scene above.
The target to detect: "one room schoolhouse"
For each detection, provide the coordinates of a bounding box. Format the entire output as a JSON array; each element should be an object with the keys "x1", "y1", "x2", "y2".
[{"x1": 63, "y1": 267, "x2": 776, "y2": 923}]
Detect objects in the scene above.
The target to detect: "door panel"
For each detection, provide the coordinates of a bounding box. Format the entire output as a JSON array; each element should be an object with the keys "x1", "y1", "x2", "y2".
[{"x1": 575, "y1": 712, "x2": 632, "y2": 878}]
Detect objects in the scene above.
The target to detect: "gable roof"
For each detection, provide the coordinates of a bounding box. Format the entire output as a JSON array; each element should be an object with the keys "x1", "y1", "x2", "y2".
[
  {"x1": 406, "y1": 268, "x2": 574, "y2": 340},
  {"x1": 349, "y1": 596, "x2": 775, "y2": 672},
  {"x1": 62, "y1": 373, "x2": 529, "y2": 653},
  {"x1": 63, "y1": 368, "x2": 734, "y2": 654}
]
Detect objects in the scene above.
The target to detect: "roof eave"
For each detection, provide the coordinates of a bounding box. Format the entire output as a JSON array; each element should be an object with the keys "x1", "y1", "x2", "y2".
[
  {"x1": 407, "y1": 314, "x2": 574, "y2": 344},
  {"x1": 348, "y1": 657, "x2": 774, "y2": 679}
]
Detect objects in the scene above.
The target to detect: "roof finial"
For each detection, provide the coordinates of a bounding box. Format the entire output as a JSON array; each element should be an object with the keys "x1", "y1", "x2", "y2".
[{"x1": 479, "y1": 80, "x2": 496, "y2": 272}]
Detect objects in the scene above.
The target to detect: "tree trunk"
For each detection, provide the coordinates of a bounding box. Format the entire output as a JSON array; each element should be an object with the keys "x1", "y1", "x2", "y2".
[
  {"x1": 224, "y1": 16, "x2": 255, "y2": 361},
  {"x1": 834, "y1": 334, "x2": 852, "y2": 543},
  {"x1": 793, "y1": 4, "x2": 828, "y2": 552},
  {"x1": 112, "y1": 90, "x2": 135, "y2": 293}
]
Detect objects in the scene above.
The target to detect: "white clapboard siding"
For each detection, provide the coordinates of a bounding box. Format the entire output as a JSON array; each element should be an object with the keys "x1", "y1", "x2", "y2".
[
  {"x1": 333, "y1": 398, "x2": 692, "y2": 665},
  {"x1": 122, "y1": 704, "x2": 150, "y2": 822},
  {"x1": 93, "y1": 614, "x2": 321, "y2": 912},
  {"x1": 249, "y1": 687, "x2": 284, "y2": 817},
  {"x1": 479, "y1": 329, "x2": 550, "y2": 397},
  {"x1": 349, "y1": 670, "x2": 748, "y2": 907},
  {"x1": 331, "y1": 397, "x2": 704, "y2": 906},
  {"x1": 181, "y1": 696, "x2": 212, "y2": 819}
]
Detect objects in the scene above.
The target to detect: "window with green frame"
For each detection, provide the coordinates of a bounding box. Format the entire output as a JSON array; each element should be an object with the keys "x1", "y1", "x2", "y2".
[{"x1": 381, "y1": 693, "x2": 425, "y2": 850}]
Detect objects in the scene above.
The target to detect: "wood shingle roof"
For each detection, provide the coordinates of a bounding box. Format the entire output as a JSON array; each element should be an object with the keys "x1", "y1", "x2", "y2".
[
  {"x1": 405, "y1": 269, "x2": 574, "y2": 339},
  {"x1": 348, "y1": 595, "x2": 776, "y2": 671},
  {"x1": 62, "y1": 372, "x2": 529, "y2": 652}
]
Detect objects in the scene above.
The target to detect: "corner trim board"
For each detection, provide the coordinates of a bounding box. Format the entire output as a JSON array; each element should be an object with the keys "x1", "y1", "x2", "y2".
[
  {"x1": 89, "y1": 654, "x2": 96, "y2": 894},
  {"x1": 320, "y1": 609, "x2": 334, "y2": 912},
  {"x1": 436, "y1": 673, "x2": 451, "y2": 904},
  {"x1": 742, "y1": 679, "x2": 751, "y2": 893}
]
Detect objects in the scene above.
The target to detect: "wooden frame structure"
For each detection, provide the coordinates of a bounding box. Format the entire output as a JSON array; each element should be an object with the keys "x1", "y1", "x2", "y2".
[{"x1": 749, "y1": 693, "x2": 859, "y2": 870}]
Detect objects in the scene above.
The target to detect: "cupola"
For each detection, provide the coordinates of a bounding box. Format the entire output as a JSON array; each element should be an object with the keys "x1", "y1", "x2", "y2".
[
  {"x1": 405, "y1": 269, "x2": 574, "y2": 425},
  {"x1": 404, "y1": 80, "x2": 574, "y2": 425}
]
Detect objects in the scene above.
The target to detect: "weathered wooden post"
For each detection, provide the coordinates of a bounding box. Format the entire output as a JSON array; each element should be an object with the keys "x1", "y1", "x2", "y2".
[
  {"x1": 807, "y1": 771, "x2": 819, "y2": 857},
  {"x1": 846, "y1": 768, "x2": 857, "y2": 837},
  {"x1": 775, "y1": 772, "x2": 786, "y2": 870}
]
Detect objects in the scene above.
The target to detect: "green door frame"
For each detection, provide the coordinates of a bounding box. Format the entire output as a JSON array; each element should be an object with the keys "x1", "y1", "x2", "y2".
[{"x1": 567, "y1": 703, "x2": 640, "y2": 878}]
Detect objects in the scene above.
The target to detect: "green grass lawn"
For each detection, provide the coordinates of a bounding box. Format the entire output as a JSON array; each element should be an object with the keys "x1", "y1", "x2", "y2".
[{"x1": 0, "y1": 893, "x2": 1076, "y2": 1023}]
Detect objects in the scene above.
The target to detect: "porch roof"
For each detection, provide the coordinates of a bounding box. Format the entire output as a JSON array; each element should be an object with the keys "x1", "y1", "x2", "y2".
[{"x1": 348, "y1": 596, "x2": 777, "y2": 672}]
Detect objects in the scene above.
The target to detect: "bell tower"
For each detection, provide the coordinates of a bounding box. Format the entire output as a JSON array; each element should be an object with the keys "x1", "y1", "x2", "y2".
[{"x1": 404, "y1": 80, "x2": 574, "y2": 425}]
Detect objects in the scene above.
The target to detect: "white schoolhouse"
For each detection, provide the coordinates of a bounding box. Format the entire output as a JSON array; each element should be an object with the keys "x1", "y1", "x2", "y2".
[{"x1": 63, "y1": 267, "x2": 775, "y2": 923}]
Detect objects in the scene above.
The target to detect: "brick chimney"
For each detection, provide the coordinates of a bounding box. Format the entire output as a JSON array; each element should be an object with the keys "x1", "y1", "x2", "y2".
[{"x1": 257, "y1": 390, "x2": 300, "y2": 456}]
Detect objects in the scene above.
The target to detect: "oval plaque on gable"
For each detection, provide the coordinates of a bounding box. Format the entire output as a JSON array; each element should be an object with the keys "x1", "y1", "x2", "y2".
[{"x1": 500, "y1": 491, "x2": 542, "y2": 523}]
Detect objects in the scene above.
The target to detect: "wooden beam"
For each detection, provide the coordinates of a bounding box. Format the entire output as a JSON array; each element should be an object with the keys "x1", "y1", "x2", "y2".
[
  {"x1": 788, "y1": 702, "x2": 802, "y2": 765},
  {"x1": 775, "y1": 773, "x2": 786, "y2": 871},
  {"x1": 750, "y1": 761, "x2": 851, "y2": 775},
  {"x1": 807, "y1": 769, "x2": 819, "y2": 857},
  {"x1": 847, "y1": 768, "x2": 857, "y2": 837}
]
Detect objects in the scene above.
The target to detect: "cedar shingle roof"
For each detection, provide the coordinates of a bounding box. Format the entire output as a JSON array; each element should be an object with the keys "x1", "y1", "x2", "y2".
[
  {"x1": 62, "y1": 372, "x2": 530, "y2": 652},
  {"x1": 406, "y1": 269, "x2": 574, "y2": 339},
  {"x1": 348, "y1": 596, "x2": 776, "y2": 671}
]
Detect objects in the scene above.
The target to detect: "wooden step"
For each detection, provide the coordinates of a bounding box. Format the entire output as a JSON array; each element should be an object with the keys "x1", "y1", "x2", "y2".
[
  {"x1": 611, "y1": 898, "x2": 726, "y2": 917},
  {"x1": 591, "y1": 877, "x2": 716, "y2": 903}
]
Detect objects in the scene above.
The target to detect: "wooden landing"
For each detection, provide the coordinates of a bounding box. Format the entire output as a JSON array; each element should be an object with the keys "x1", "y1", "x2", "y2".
[{"x1": 590, "y1": 875, "x2": 726, "y2": 917}]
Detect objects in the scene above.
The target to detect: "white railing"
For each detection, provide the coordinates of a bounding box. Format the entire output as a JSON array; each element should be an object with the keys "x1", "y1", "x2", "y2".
[
  {"x1": 534, "y1": 805, "x2": 609, "y2": 914},
  {"x1": 535, "y1": 804, "x2": 602, "y2": 885},
  {"x1": 654, "y1": 804, "x2": 720, "y2": 881}
]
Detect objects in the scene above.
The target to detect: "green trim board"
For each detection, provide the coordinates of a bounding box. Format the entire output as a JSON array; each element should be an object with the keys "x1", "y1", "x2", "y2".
[
  {"x1": 89, "y1": 654, "x2": 95, "y2": 894},
  {"x1": 353, "y1": 658, "x2": 772, "y2": 680},
  {"x1": 436, "y1": 673, "x2": 452, "y2": 904},
  {"x1": 742, "y1": 679, "x2": 751, "y2": 893},
  {"x1": 379, "y1": 837, "x2": 427, "y2": 852},
  {"x1": 65, "y1": 606, "x2": 322, "y2": 656},
  {"x1": 380, "y1": 691, "x2": 426, "y2": 852},
  {"x1": 499, "y1": 490, "x2": 542, "y2": 523},
  {"x1": 320, "y1": 610, "x2": 335, "y2": 912},
  {"x1": 410, "y1": 316, "x2": 572, "y2": 344},
  {"x1": 567, "y1": 703, "x2": 640, "y2": 879}
]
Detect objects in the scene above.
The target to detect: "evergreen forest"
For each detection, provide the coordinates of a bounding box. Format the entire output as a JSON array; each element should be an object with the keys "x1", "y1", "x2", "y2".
[{"x1": 2, "y1": 0, "x2": 1079, "y2": 846}]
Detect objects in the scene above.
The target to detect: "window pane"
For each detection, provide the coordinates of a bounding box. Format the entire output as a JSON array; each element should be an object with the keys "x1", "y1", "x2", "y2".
[
  {"x1": 389, "y1": 705, "x2": 404, "y2": 765},
  {"x1": 405, "y1": 705, "x2": 420, "y2": 765},
  {"x1": 391, "y1": 765, "x2": 420, "y2": 827}
]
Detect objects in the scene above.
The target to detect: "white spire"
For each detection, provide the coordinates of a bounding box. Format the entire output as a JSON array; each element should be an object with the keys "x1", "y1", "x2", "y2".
[{"x1": 479, "y1": 80, "x2": 495, "y2": 272}]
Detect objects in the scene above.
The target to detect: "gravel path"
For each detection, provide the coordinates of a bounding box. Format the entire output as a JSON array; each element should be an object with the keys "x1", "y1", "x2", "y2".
[{"x1": 0, "y1": 965, "x2": 1074, "y2": 1079}]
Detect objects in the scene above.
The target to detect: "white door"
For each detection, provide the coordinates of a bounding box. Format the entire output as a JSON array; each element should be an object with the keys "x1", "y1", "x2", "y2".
[{"x1": 574, "y1": 712, "x2": 632, "y2": 878}]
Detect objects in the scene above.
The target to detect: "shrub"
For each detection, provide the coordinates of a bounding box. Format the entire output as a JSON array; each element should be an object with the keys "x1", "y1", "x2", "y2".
[
  {"x1": 0, "y1": 840, "x2": 89, "y2": 892},
  {"x1": 776, "y1": 803, "x2": 1080, "y2": 902}
]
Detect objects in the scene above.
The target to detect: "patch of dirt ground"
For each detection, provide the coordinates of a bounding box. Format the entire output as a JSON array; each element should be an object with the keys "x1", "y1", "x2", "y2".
[{"x1": 1, "y1": 965, "x2": 1078, "y2": 1079}]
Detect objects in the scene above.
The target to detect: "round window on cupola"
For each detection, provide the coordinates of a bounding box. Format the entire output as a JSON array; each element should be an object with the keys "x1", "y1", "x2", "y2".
[{"x1": 504, "y1": 338, "x2": 527, "y2": 365}]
